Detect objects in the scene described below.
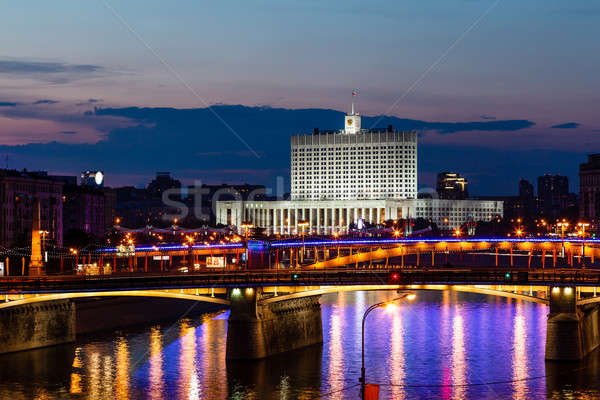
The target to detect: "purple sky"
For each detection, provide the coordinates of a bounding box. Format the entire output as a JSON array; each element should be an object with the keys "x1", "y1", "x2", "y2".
[{"x1": 0, "y1": 1, "x2": 598, "y2": 194}]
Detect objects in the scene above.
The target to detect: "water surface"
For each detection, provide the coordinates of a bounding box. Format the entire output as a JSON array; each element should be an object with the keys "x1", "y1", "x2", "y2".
[{"x1": 0, "y1": 290, "x2": 598, "y2": 399}]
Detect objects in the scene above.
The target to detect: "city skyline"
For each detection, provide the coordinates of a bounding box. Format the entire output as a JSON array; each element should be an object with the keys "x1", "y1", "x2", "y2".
[{"x1": 0, "y1": 1, "x2": 598, "y2": 194}]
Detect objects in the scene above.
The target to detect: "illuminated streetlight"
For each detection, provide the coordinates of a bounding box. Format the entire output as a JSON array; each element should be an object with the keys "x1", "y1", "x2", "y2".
[
  {"x1": 578, "y1": 222, "x2": 590, "y2": 238},
  {"x1": 360, "y1": 292, "x2": 416, "y2": 398},
  {"x1": 297, "y1": 220, "x2": 309, "y2": 264}
]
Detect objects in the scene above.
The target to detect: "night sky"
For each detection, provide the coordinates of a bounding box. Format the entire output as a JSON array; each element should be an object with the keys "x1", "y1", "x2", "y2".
[{"x1": 1, "y1": 1, "x2": 598, "y2": 195}]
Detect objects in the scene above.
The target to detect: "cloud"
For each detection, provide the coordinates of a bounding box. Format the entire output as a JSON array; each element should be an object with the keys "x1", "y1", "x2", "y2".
[
  {"x1": 0, "y1": 58, "x2": 105, "y2": 83},
  {"x1": 0, "y1": 102, "x2": 19, "y2": 107},
  {"x1": 60, "y1": 131, "x2": 77, "y2": 135},
  {"x1": 550, "y1": 122, "x2": 580, "y2": 129},
  {"x1": 76, "y1": 98, "x2": 104, "y2": 106},
  {"x1": 0, "y1": 104, "x2": 580, "y2": 195},
  {"x1": 33, "y1": 99, "x2": 59, "y2": 105},
  {"x1": 480, "y1": 114, "x2": 496, "y2": 120},
  {"x1": 366, "y1": 115, "x2": 534, "y2": 134}
]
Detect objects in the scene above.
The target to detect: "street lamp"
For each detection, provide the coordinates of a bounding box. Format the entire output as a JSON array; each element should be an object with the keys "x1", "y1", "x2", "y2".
[
  {"x1": 360, "y1": 292, "x2": 416, "y2": 398},
  {"x1": 454, "y1": 229, "x2": 461, "y2": 238},
  {"x1": 557, "y1": 221, "x2": 569, "y2": 239},
  {"x1": 297, "y1": 220, "x2": 309, "y2": 265},
  {"x1": 240, "y1": 222, "x2": 254, "y2": 267},
  {"x1": 578, "y1": 222, "x2": 590, "y2": 267},
  {"x1": 578, "y1": 222, "x2": 590, "y2": 238}
]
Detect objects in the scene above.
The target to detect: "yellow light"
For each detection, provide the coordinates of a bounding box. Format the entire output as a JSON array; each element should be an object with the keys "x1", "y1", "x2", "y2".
[
  {"x1": 565, "y1": 287, "x2": 572, "y2": 295},
  {"x1": 246, "y1": 288, "x2": 253, "y2": 295},
  {"x1": 406, "y1": 293, "x2": 417, "y2": 301},
  {"x1": 552, "y1": 287, "x2": 560, "y2": 294},
  {"x1": 384, "y1": 303, "x2": 397, "y2": 311}
]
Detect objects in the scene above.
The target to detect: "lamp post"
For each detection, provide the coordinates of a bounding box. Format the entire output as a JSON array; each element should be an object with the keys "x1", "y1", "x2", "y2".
[
  {"x1": 240, "y1": 222, "x2": 254, "y2": 268},
  {"x1": 557, "y1": 221, "x2": 569, "y2": 258},
  {"x1": 578, "y1": 222, "x2": 590, "y2": 267},
  {"x1": 360, "y1": 292, "x2": 416, "y2": 398},
  {"x1": 297, "y1": 220, "x2": 309, "y2": 265}
]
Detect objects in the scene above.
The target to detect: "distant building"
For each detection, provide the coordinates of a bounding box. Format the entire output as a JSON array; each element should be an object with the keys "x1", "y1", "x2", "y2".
[
  {"x1": 436, "y1": 172, "x2": 468, "y2": 200},
  {"x1": 62, "y1": 184, "x2": 106, "y2": 239},
  {"x1": 516, "y1": 179, "x2": 536, "y2": 218},
  {"x1": 537, "y1": 174, "x2": 569, "y2": 219},
  {"x1": 147, "y1": 172, "x2": 181, "y2": 199},
  {"x1": 519, "y1": 179, "x2": 534, "y2": 200},
  {"x1": 580, "y1": 154, "x2": 600, "y2": 225},
  {"x1": 0, "y1": 169, "x2": 63, "y2": 247},
  {"x1": 81, "y1": 170, "x2": 105, "y2": 187}
]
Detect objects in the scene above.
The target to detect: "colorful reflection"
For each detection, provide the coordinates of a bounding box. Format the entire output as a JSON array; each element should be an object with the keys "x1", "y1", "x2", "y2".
[{"x1": 1, "y1": 290, "x2": 599, "y2": 399}]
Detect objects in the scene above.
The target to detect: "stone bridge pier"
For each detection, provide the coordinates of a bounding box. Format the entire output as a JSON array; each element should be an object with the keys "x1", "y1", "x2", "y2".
[
  {"x1": 226, "y1": 288, "x2": 323, "y2": 360},
  {"x1": 546, "y1": 286, "x2": 600, "y2": 361},
  {"x1": 0, "y1": 300, "x2": 75, "y2": 354}
]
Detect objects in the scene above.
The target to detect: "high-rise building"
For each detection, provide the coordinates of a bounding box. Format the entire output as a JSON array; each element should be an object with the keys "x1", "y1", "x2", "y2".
[
  {"x1": 580, "y1": 154, "x2": 600, "y2": 225},
  {"x1": 436, "y1": 172, "x2": 468, "y2": 200},
  {"x1": 537, "y1": 174, "x2": 569, "y2": 219},
  {"x1": 291, "y1": 107, "x2": 417, "y2": 200}
]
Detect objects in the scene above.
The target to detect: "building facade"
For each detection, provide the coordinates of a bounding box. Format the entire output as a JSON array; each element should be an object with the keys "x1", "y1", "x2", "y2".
[
  {"x1": 291, "y1": 110, "x2": 417, "y2": 200},
  {"x1": 580, "y1": 154, "x2": 600, "y2": 225},
  {"x1": 216, "y1": 198, "x2": 502, "y2": 234},
  {"x1": 62, "y1": 185, "x2": 106, "y2": 239},
  {"x1": 0, "y1": 169, "x2": 63, "y2": 247}
]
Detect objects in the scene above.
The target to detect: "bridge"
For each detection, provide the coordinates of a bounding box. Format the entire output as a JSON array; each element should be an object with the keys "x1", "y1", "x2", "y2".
[{"x1": 1, "y1": 236, "x2": 600, "y2": 361}]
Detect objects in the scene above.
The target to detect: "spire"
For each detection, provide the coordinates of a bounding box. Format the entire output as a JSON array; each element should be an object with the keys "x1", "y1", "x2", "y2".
[{"x1": 351, "y1": 89, "x2": 358, "y2": 115}]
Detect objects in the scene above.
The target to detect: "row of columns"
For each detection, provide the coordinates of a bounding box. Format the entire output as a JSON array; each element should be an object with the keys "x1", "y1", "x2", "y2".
[{"x1": 243, "y1": 206, "x2": 391, "y2": 234}]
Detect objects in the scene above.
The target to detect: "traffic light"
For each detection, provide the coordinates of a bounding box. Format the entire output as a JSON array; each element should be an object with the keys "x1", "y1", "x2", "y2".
[
  {"x1": 504, "y1": 272, "x2": 512, "y2": 281},
  {"x1": 390, "y1": 273, "x2": 399, "y2": 281},
  {"x1": 292, "y1": 273, "x2": 300, "y2": 281}
]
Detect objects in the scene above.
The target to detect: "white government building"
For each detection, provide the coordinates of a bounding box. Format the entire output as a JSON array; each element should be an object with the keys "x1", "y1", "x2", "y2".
[{"x1": 216, "y1": 105, "x2": 502, "y2": 234}]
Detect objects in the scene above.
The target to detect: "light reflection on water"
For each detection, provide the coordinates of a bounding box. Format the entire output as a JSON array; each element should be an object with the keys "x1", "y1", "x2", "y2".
[{"x1": 0, "y1": 290, "x2": 599, "y2": 399}]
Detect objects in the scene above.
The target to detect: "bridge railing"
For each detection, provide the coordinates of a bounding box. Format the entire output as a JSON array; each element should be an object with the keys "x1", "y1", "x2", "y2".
[{"x1": 2, "y1": 268, "x2": 600, "y2": 294}]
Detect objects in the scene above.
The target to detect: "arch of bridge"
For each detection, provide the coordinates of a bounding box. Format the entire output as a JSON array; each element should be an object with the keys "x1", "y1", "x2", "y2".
[
  {"x1": 261, "y1": 284, "x2": 549, "y2": 305},
  {"x1": 0, "y1": 290, "x2": 231, "y2": 309}
]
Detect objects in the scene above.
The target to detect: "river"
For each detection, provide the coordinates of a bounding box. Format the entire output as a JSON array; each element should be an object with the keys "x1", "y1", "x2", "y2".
[{"x1": 0, "y1": 290, "x2": 598, "y2": 399}]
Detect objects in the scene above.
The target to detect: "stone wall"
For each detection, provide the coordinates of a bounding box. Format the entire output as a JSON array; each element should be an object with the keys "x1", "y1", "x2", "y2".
[
  {"x1": 0, "y1": 300, "x2": 75, "y2": 354},
  {"x1": 546, "y1": 287, "x2": 600, "y2": 360},
  {"x1": 227, "y1": 290, "x2": 323, "y2": 359}
]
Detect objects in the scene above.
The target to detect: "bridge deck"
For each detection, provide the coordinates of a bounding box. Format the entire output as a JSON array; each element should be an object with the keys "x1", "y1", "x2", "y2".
[{"x1": 1, "y1": 268, "x2": 600, "y2": 294}]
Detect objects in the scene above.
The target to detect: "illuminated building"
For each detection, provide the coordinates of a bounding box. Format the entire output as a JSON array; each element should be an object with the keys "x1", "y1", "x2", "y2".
[
  {"x1": 436, "y1": 172, "x2": 468, "y2": 200},
  {"x1": 216, "y1": 103, "x2": 503, "y2": 233},
  {"x1": 291, "y1": 105, "x2": 417, "y2": 200}
]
